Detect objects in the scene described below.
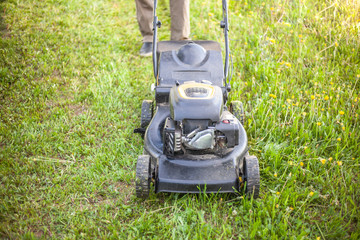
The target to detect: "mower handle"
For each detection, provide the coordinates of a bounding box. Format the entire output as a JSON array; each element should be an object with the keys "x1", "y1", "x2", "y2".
[
  {"x1": 152, "y1": 0, "x2": 160, "y2": 79},
  {"x1": 152, "y1": 0, "x2": 231, "y2": 89}
]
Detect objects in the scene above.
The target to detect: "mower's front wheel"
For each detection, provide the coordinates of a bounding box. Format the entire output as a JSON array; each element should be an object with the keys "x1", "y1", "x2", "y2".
[
  {"x1": 242, "y1": 155, "x2": 260, "y2": 199},
  {"x1": 136, "y1": 155, "x2": 151, "y2": 199},
  {"x1": 230, "y1": 101, "x2": 245, "y2": 125}
]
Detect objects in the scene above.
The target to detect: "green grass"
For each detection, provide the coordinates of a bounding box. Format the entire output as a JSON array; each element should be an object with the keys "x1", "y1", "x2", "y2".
[{"x1": 1, "y1": 0, "x2": 359, "y2": 239}]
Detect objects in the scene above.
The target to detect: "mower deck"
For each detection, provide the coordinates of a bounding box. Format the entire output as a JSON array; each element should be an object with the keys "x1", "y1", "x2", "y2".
[{"x1": 144, "y1": 104, "x2": 248, "y2": 193}]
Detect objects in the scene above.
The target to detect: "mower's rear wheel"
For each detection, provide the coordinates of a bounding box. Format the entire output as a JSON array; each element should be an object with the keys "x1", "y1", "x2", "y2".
[
  {"x1": 230, "y1": 101, "x2": 245, "y2": 125},
  {"x1": 242, "y1": 155, "x2": 260, "y2": 199},
  {"x1": 141, "y1": 100, "x2": 153, "y2": 128},
  {"x1": 136, "y1": 155, "x2": 151, "y2": 199}
]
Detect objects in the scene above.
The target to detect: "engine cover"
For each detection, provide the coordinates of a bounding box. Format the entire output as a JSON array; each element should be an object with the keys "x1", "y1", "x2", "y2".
[{"x1": 169, "y1": 82, "x2": 223, "y2": 121}]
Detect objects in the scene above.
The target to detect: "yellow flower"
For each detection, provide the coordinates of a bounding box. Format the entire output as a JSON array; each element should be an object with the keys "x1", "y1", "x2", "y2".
[
  {"x1": 208, "y1": 12, "x2": 214, "y2": 17},
  {"x1": 317, "y1": 122, "x2": 321, "y2": 126},
  {"x1": 337, "y1": 138, "x2": 341, "y2": 142},
  {"x1": 311, "y1": 95, "x2": 315, "y2": 100},
  {"x1": 339, "y1": 110, "x2": 345, "y2": 115},
  {"x1": 309, "y1": 192, "x2": 314, "y2": 197},
  {"x1": 300, "y1": 162, "x2": 304, "y2": 167},
  {"x1": 274, "y1": 173, "x2": 277, "y2": 177},
  {"x1": 304, "y1": 146, "x2": 308, "y2": 150},
  {"x1": 270, "y1": 7, "x2": 274, "y2": 11},
  {"x1": 324, "y1": 95, "x2": 329, "y2": 100},
  {"x1": 276, "y1": 204, "x2": 279, "y2": 208},
  {"x1": 288, "y1": 161, "x2": 293, "y2": 165},
  {"x1": 298, "y1": 34, "x2": 303, "y2": 38},
  {"x1": 302, "y1": 112, "x2": 307, "y2": 116},
  {"x1": 342, "y1": 126, "x2": 345, "y2": 131},
  {"x1": 317, "y1": 237, "x2": 321, "y2": 240},
  {"x1": 269, "y1": 94, "x2": 277, "y2": 99},
  {"x1": 320, "y1": 159, "x2": 326, "y2": 164},
  {"x1": 249, "y1": 50, "x2": 254, "y2": 54},
  {"x1": 276, "y1": 192, "x2": 280, "y2": 195},
  {"x1": 337, "y1": 161, "x2": 342, "y2": 166},
  {"x1": 357, "y1": 74, "x2": 360, "y2": 78},
  {"x1": 270, "y1": 39, "x2": 276, "y2": 44},
  {"x1": 328, "y1": 157, "x2": 333, "y2": 161},
  {"x1": 285, "y1": 62, "x2": 291, "y2": 68},
  {"x1": 335, "y1": 42, "x2": 338, "y2": 47}
]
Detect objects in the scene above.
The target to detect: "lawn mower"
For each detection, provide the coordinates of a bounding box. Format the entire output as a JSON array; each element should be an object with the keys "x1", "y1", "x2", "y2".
[{"x1": 134, "y1": 0, "x2": 260, "y2": 199}]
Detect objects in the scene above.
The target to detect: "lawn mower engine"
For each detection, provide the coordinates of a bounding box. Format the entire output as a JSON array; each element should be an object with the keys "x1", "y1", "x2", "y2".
[{"x1": 163, "y1": 83, "x2": 240, "y2": 157}]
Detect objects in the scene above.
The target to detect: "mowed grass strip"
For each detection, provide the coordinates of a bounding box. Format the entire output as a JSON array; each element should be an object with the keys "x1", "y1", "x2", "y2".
[{"x1": 1, "y1": 0, "x2": 359, "y2": 239}]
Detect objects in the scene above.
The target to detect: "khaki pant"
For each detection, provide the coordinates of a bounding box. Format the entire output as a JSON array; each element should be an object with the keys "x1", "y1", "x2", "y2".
[{"x1": 135, "y1": 0, "x2": 190, "y2": 42}]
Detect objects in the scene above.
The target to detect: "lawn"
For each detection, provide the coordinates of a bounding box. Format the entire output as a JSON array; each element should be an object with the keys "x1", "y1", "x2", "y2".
[{"x1": 1, "y1": 0, "x2": 359, "y2": 239}]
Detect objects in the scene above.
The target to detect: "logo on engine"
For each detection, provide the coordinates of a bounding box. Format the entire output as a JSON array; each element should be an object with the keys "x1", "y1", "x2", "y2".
[{"x1": 177, "y1": 83, "x2": 215, "y2": 99}]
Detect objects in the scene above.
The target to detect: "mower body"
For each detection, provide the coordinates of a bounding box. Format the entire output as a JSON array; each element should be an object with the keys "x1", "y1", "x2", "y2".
[
  {"x1": 142, "y1": 41, "x2": 248, "y2": 193},
  {"x1": 135, "y1": 0, "x2": 259, "y2": 199}
]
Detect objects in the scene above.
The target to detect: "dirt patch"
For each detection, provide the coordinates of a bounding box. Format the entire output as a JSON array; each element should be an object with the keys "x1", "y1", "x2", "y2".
[
  {"x1": 68, "y1": 103, "x2": 88, "y2": 117},
  {"x1": 115, "y1": 181, "x2": 133, "y2": 204},
  {"x1": 46, "y1": 94, "x2": 88, "y2": 118}
]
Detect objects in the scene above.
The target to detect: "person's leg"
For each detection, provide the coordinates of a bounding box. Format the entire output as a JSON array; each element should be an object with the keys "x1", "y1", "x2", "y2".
[
  {"x1": 135, "y1": 0, "x2": 153, "y2": 42},
  {"x1": 170, "y1": 0, "x2": 190, "y2": 41},
  {"x1": 135, "y1": 0, "x2": 153, "y2": 56}
]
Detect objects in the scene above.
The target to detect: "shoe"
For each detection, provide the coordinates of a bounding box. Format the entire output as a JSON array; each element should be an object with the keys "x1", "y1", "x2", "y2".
[{"x1": 139, "y1": 42, "x2": 153, "y2": 57}]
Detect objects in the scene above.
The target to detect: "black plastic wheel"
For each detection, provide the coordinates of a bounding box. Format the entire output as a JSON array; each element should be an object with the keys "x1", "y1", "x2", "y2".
[
  {"x1": 242, "y1": 155, "x2": 260, "y2": 199},
  {"x1": 230, "y1": 101, "x2": 245, "y2": 125},
  {"x1": 141, "y1": 100, "x2": 153, "y2": 128},
  {"x1": 135, "y1": 155, "x2": 151, "y2": 199},
  {"x1": 142, "y1": 148, "x2": 157, "y2": 182}
]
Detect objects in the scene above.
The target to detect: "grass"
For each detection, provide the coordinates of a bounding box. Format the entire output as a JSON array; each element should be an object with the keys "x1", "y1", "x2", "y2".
[{"x1": 0, "y1": 0, "x2": 359, "y2": 238}]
